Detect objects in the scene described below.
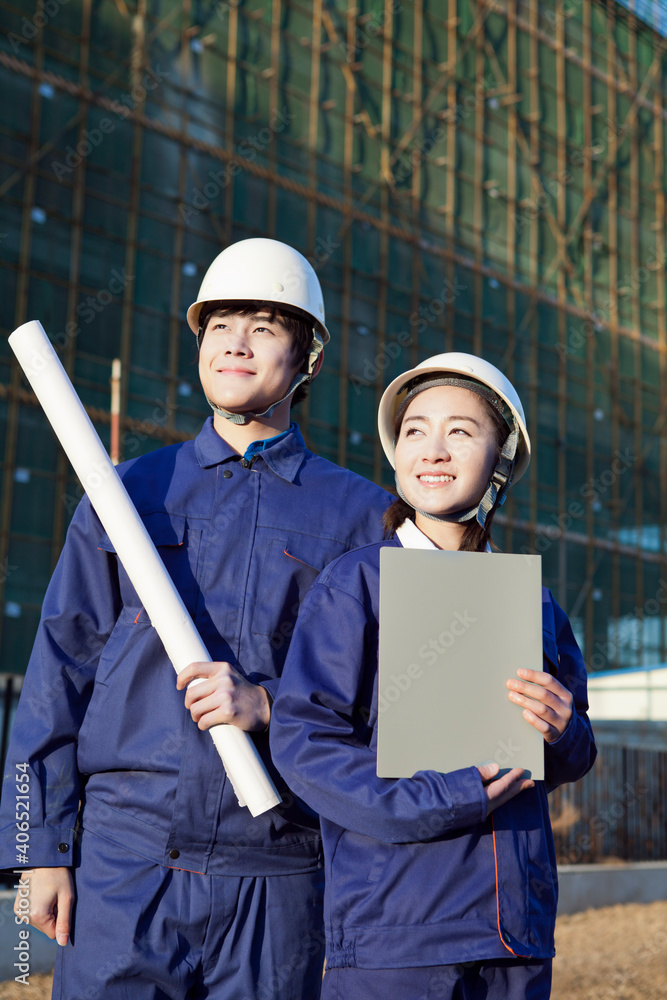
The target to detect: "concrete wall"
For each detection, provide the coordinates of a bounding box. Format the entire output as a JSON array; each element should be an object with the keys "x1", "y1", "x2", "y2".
[{"x1": 556, "y1": 862, "x2": 667, "y2": 916}]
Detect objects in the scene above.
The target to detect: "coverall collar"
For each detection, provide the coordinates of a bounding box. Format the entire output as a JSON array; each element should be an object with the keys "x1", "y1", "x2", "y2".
[
  {"x1": 395, "y1": 518, "x2": 492, "y2": 552},
  {"x1": 395, "y1": 518, "x2": 438, "y2": 550},
  {"x1": 194, "y1": 417, "x2": 307, "y2": 483}
]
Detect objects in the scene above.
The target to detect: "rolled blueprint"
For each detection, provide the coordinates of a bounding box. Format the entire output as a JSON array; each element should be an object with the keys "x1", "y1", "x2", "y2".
[{"x1": 9, "y1": 320, "x2": 281, "y2": 818}]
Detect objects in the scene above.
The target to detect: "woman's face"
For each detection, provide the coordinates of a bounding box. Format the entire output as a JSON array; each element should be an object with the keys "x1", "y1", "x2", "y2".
[{"x1": 393, "y1": 385, "x2": 501, "y2": 520}]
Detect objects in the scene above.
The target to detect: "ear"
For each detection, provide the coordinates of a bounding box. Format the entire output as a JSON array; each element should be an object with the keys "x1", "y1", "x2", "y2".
[{"x1": 311, "y1": 350, "x2": 324, "y2": 379}]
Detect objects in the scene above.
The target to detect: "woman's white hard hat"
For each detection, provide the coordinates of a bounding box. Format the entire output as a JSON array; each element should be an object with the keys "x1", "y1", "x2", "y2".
[
  {"x1": 378, "y1": 352, "x2": 531, "y2": 481},
  {"x1": 186, "y1": 237, "x2": 330, "y2": 343}
]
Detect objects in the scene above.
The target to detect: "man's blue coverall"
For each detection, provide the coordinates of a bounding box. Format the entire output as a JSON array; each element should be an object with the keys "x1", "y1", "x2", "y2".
[{"x1": 0, "y1": 418, "x2": 390, "y2": 997}]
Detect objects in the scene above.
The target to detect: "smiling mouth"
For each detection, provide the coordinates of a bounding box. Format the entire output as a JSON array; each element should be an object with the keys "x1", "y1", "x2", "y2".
[
  {"x1": 418, "y1": 474, "x2": 455, "y2": 484},
  {"x1": 217, "y1": 368, "x2": 255, "y2": 376}
]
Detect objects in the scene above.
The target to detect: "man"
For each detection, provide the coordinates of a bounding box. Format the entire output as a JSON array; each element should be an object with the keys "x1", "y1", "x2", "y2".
[{"x1": 0, "y1": 238, "x2": 390, "y2": 998}]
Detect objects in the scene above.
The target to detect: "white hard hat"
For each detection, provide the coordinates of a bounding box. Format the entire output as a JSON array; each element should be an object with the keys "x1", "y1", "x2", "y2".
[
  {"x1": 187, "y1": 237, "x2": 330, "y2": 343},
  {"x1": 378, "y1": 352, "x2": 531, "y2": 482}
]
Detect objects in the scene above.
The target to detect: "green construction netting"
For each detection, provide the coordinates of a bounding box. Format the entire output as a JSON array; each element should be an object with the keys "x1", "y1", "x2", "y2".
[{"x1": 1, "y1": 0, "x2": 667, "y2": 674}]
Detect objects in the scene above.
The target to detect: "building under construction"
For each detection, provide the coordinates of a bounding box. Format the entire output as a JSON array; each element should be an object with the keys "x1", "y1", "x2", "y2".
[{"x1": 1, "y1": 0, "x2": 667, "y2": 685}]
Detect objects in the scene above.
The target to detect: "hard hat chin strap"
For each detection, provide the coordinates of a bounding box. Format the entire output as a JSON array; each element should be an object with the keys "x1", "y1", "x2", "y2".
[
  {"x1": 395, "y1": 478, "x2": 477, "y2": 524},
  {"x1": 396, "y1": 425, "x2": 519, "y2": 530},
  {"x1": 206, "y1": 332, "x2": 324, "y2": 425},
  {"x1": 475, "y1": 426, "x2": 518, "y2": 528}
]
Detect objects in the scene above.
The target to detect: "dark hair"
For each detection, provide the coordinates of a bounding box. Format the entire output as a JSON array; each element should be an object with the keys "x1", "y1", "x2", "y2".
[
  {"x1": 382, "y1": 384, "x2": 511, "y2": 552},
  {"x1": 197, "y1": 301, "x2": 315, "y2": 406}
]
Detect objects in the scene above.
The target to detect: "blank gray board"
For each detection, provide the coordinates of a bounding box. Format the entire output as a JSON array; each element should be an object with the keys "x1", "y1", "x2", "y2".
[{"x1": 377, "y1": 549, "x2": 544, "y2": 781}]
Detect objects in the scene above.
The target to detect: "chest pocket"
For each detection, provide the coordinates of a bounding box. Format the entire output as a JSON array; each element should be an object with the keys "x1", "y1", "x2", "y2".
[
  {"x1": 98, "y1": 511, "x2": 202, "y2": 622},
  {"x1": 251, "y1": 531, "x2": 345, "y2": 643}
]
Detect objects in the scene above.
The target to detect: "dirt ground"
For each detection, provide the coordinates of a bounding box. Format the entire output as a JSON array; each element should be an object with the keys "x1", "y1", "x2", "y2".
[
  {"x1": 0, "y1": 901, "x2": 665, "y2": 999},
  {"x1": 551, "y1": 900, "x2": 667, "y2": 1000}
]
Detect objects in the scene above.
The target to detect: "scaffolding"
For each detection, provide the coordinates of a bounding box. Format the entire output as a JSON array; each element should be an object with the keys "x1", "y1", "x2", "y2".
[{"x1": 1, "y1": 0, "x2": 667, "y2": 678}]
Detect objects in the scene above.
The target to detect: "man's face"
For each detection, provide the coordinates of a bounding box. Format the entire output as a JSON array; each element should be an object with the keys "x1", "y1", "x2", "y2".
[{"x1": 198, "y1": 309, "x2": 301, "y2": 416}]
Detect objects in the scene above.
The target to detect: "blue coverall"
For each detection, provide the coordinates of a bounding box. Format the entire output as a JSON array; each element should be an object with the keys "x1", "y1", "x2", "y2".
[
  {"x1": 0, "y1": 418, "x2": 391, "y2": 998},
  {"x1": 271, "y1": 537, "x2": 598, "y2": 1000}
]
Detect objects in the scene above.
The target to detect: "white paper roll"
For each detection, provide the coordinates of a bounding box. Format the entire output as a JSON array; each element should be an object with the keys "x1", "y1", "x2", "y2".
[{"x1": 9, "y1": 320, "x2": 281, "y2": 818}]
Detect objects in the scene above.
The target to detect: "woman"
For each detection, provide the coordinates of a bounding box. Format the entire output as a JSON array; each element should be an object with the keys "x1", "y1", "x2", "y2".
[{"x1": 270, "y1": 353, "x2": 597, "y2": 1000}]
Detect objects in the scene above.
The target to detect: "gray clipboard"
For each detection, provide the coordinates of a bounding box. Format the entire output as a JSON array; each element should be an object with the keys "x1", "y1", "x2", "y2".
[{"x1": 377, "y1": 549, "x2": 544, "y2": 780}]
